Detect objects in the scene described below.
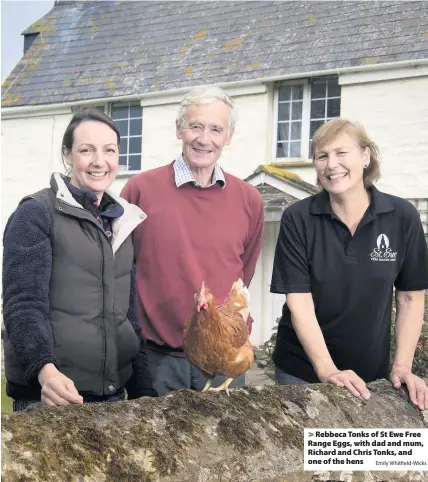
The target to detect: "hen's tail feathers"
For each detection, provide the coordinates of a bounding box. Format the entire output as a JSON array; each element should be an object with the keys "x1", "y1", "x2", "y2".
[
  {"x1": 232, "y1": 278, "x2": 244, "y2": 291},
  {"x1": 230, "y1": 279, "x2": 250, "y2": 305},
  {"x1": 240, "y1": 286, "x2": 251, "y2": 307}
]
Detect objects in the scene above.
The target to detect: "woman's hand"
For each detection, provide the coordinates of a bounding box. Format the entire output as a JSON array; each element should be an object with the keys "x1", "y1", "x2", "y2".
[
  {"x1": 38, "y1": 363, "x2": 83, "y2": 407},
  {"x1": 390, "y1": 364, "x2": 428, "y2": 411},
  {"x1": 319, "y1": 369, "x2": 371, "y2": 400}
]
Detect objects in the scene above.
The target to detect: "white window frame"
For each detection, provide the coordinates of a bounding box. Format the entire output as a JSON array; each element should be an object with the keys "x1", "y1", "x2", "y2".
[
  {"x1": 110, "y1": 103, "x2": 142, "y2": 175},
  {"x1": 273, "y1": 76, "x2": 340, "y2": 162},
  {"x1": 273, "y1": 79, "x2": 310, "y2": 162}
]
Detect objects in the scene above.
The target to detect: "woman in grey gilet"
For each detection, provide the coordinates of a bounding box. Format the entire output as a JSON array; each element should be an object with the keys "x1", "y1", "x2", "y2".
[{"x1": 3, "y1": 108, "x2": 157, "y2": 410}]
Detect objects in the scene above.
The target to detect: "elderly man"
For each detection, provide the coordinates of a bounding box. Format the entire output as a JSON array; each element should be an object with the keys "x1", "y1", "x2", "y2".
[{"x1": 122, "y1": 85, "x2": 264, "y2": 396}]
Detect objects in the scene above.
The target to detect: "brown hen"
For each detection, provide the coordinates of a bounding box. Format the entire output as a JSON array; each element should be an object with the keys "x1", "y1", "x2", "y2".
[{"x1": 183, "y1": 279, "x2": 254, "y2": 395}]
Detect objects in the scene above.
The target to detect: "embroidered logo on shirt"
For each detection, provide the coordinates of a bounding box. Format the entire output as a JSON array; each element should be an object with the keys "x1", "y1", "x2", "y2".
[{"x1": 370, "y1": 234, "x2": 397, "y2": 262}]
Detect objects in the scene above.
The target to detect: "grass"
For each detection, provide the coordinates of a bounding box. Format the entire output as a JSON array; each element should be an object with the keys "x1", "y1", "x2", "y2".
[{"x1": 1, "y1": 378, "x2": 13, "y2": 413}]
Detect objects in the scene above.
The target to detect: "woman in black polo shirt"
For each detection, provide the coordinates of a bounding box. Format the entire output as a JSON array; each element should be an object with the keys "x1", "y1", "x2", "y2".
[{"x1": 271, "y1": 119, "x2": 428, "y2": 410}]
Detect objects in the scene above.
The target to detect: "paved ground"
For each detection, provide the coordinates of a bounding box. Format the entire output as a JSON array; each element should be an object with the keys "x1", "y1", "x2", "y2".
[{"x1": 246, "y1": 363, "x2": 275, "y2": 387}]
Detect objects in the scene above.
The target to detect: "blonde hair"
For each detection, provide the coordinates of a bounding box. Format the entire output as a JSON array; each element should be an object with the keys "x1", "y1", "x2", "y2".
[
  {"x1": 176, "y1": 85, "x2": 237, "y2": 132},
  {"x1": 311, "y1": 118, "x2": 381, "y2": 187}
]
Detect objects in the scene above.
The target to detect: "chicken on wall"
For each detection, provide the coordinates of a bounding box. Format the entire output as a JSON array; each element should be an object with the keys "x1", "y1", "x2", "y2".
[{"x1": 183, "y1": 279, "x2": 254, "y2": 395}]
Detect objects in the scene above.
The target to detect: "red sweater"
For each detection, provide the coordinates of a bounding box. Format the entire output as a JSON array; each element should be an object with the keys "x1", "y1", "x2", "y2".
[{"x1": 121, "y1": 163, "x2": 264, "y2": 355}]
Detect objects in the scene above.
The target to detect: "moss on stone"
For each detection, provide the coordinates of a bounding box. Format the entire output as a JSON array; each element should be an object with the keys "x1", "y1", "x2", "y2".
[{"x1": 3, "y1": 381, "x2": 427, "y2": 481}]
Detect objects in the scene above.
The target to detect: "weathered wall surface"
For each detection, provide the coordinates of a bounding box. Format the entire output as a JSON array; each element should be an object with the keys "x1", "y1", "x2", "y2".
[
  {"x1": 1, "y1": 113, "x2": 70, "y2": 232},
  {"x1": 2, "y1": 380, "x2": 427, "y2": 481},
  {"x1": 340, "y1": 75, "x2": 428, "y2": 199}
]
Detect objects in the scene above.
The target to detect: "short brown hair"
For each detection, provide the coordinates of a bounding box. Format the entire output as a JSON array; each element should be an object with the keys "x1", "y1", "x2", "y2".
[{"x1": 311, "y1": 118, "x2": 381, "y2": 187}]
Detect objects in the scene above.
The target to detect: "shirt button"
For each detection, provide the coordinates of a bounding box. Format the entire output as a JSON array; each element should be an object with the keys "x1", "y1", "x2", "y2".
[{"x1": 108, "y1": 385, "x2": 115, "y2": 392}]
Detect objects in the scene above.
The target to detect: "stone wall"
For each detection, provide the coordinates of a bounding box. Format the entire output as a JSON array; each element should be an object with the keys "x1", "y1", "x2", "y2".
[{"x1": 2, "y1": 380, "x2": 427, "y2": 481}]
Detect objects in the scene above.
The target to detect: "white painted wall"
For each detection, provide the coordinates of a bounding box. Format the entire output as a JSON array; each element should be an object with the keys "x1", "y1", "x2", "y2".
[
  {"x1": 340, "y1": 75, "x2": 428, "y2": 199},
  {"x1": 286, "y1": 166, "x2": 318, "y2": 186},
  {"x1": 249, "y1": 221, "x2": 284, "y2": 347},
  {"x1": 1, "y1": 113, "x2": 71, "y2": 230}
]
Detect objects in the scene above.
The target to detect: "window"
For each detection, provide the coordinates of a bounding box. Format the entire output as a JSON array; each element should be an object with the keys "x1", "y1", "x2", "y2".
[
  {"x1": 275, "y1": 77, "x2": 341, "y2": 160},
  {"x1": 111, "y1": 103, "x2": 142, "y2": 172}
]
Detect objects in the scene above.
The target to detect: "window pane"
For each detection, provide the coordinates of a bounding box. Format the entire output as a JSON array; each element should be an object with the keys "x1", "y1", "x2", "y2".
[
  {"x1": 290, "y1": 142, "x2": 301, "y2": 157},
  {"x1": 327, "y1": 98, "x2": 340, "y2": 118},
  {"x1": 291, "y1": 84, "x2": 303, "y2": 100},
  {"x1": 311, "y1": 99, "x2": 325, "y2": 119},
  {"x1": 290, "y1": 122, "x2": 301, "y2": 141},
  {"x1": 129, "y1": 118, "x2": 142, "y2": 136},
  {"x1": 277, "y1": 122, "x2": 289, "y2": 141},
  {"x1": 129, "y1": 136, "x2": 142, "y2": 154},
  {"x1": 129, "y1": 155, "x2": 141, "y2": 171},
  {"x1": 311, "y1": 80, "x2": 327, "y2": 99},
  {"x1": 291, "y1": 101, "x2": 303, "y2": 120},
  {"x1": 328, "y1": 78, "x2": 341, "y2": 97},
  {"x1": 111, "y1": 105, "x2": 129, "y2": 120},
  {"x1": 310, "y1": 120, "x2": 324, "y2": 138},
  {"x1": 119, "y1": 138, "x2": 128, "y2": 156},
  {"x1": 276, "y1": 142, "x2": 288, "y2": 158},
  {"x1": 278, "y1": 103, "x2": 290, "y2": 121},
  {"x1": 130, "y1": 105, "x2": 142, "y2": 118},
  {"x1": 119, "y1": 156, "x2": 127, "y2": 168},
  {"x1": 115, "y1": 119, "x2": 128, "y2": 137},
  {"x1": 279, "y1": 85, "x2": 291, "y2": 101}
]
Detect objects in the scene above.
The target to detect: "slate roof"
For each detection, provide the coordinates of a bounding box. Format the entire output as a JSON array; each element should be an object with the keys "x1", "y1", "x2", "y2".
[
  {"x1": 2, "y1": 1, "x2": 428, "y2": 107},
  {"x1": 247, "y1": 165, "x2": 318, "y2": 220}
]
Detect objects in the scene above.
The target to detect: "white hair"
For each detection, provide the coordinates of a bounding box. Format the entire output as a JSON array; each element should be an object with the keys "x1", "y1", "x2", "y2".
[{"x1": 176, "y1": 85, "x2": 237, "y2": 132}]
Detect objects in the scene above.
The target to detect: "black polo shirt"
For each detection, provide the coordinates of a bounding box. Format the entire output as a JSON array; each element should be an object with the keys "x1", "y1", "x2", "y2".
[{"x1": 270, "y1": 186, "x2": 428, "y2": 383}]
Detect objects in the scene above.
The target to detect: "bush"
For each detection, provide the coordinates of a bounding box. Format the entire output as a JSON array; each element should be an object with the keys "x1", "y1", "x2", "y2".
[
  {"x1": 390, "y1": 296, "x2": 428, "y2": 379},
  {"x1": 254, "y1": 318, "x2": 279, "y2": 380},
  {"x1": 255, "y1": 296, "x2": 428, "y2": 380}
]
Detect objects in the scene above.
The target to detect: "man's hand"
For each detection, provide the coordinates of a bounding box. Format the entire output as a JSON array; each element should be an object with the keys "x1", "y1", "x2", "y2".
[
  {"x1": 38, "y1": 363, "x2": 83, "y2": 407},
  {"x1": 390, "y1": 364, "x2": 428, "y2": 411},
  {"x1": 319, "y1": 369, "x2": 371, "y2": 400}
]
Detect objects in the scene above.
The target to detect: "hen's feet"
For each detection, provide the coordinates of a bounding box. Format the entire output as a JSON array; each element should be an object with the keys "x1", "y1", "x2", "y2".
[
  {"x1": 201, "y1": 378, "x2": 213, "y2": 392},
  {"x1": 208, "y1": 377, "x2": 234, "y2": 396}
]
